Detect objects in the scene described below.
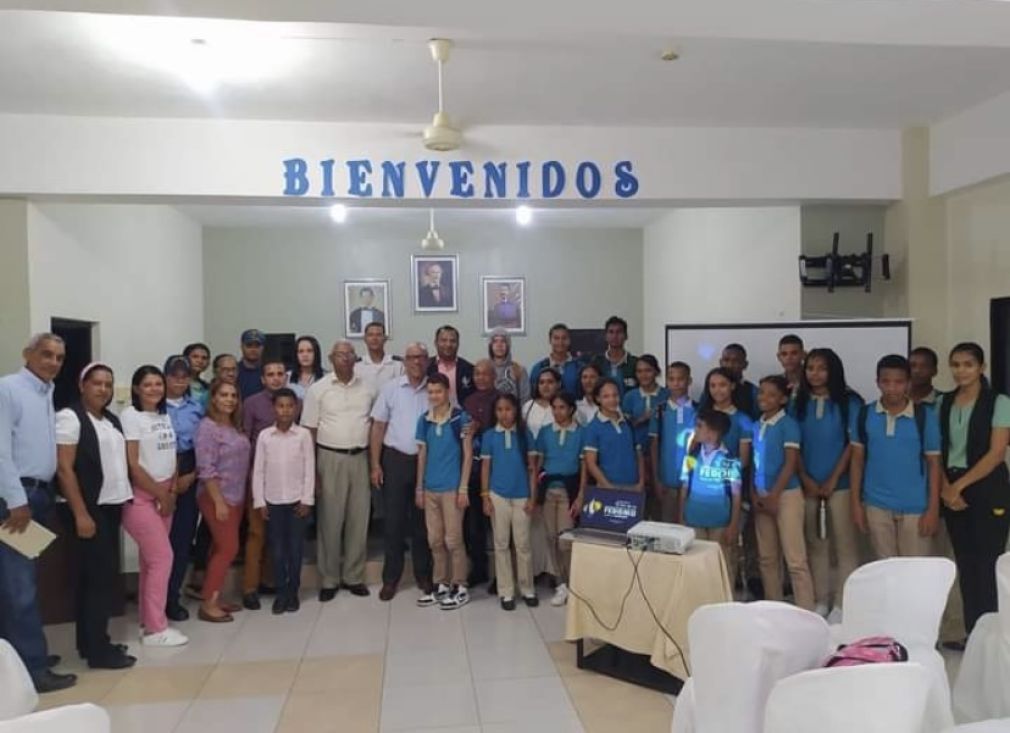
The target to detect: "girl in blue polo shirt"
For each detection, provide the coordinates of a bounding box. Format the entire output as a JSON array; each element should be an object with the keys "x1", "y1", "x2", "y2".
[
  {"x1": 650, "y1": 361, "x2": 696, "y2": 523},
  {"x1": 584, "y1": 379, "x2": 643, "y2": 491},
  {"x1": 529, "y1": 392, "x2": 585, "y2": 607},
  {"x1": 752, "y1": 375, "x2": 814, "y2": 611},
  {"x1": 793, "y1": 348, "x2": 862, "y2": 620},
  {"x1": 415, "y1": 373, "x2": 473, "y2": 611},
  {"x1": 481, "y1": 393, "x2": 535, "y2": 611},
  {"x1": 623, "y1": 355, "x2": 668, "y2": 512},
  {"x1": 701, "y1": 368, "x2": 754, "y2": 467}
]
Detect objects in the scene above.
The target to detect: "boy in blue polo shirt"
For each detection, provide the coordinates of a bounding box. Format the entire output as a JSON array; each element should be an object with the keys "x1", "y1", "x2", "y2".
[
  {"x1": 752, "y1": 375, "x2": 814, "y2": 610},
  {"x1": 529, "y1": 323, "x2": 583, "y2": 397},
  {"x1": 584, "y1": 379, "x2": 644, "y2": 490},
  {"x1": 481, "y1": 394, "x2": 535, "y2": 611},
  {"x1": 415, "y1": 373, "x2": 473, "y2": 610},
  {"x1": 850, "y1": 354, "x2": 941, "y2": 559},
  {"x1": 650, "y1": 361, "x2": 696, "y2": 522},
  {"x1": 679, "y1": 409, "x2": 742, "y2": 582}
]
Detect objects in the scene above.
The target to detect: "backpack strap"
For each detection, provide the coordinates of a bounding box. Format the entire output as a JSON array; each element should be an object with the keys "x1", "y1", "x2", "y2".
[
  {"x1": 857, "y1": 403, "x2": 869, "y2": 452},
  {"x1": 914, "y1": 402, "x2": 927, "y2": 475},
  {"x1": 654, "y1": 401, "x2": 667, "y2": 449}
]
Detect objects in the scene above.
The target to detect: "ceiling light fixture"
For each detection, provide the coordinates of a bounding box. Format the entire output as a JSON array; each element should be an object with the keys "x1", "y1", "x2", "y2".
[
  {"x1": 423, "y1": 39, "x2": 462, "y2": 152},
  {"x1": 329, "y1": 203, "x2": 348, "y2": 223},
  {"x1": 421, "y1": 209, "x2": 445, "y2": 250},
  {"x1": 515, "y1": 205, "x2": 533, "y2": 226}
]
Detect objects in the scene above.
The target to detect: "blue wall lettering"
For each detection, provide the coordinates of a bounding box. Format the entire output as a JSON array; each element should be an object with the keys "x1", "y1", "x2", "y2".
[
  {"x1": 282, "y1": 158, "x2": 309, "y2": 196},
  {"x1": 448, "y1": 161, "x2": 475, "y2": 198},
  {"x1": 381, "y1": 161, "x2": 406, "y2": 198},
  {"x1": 482, "y1": 162, "x2": 507, "y2": 199},
  {"x1": 346, "y1": 159, "x2": 373, "y2": 197},
  {"x1": 319, "y1": 159, "x2": 336, "y2": 197},
  {"x1": 542, "y1": 161, "x2": 566, "y2": 198},
  {"x1": 575, "y1": 162, "x2": 602, "y2": 199},
  {"x1": 416, "y1": 160, "x2": 441, "y2": 198},
  {"x1": 614, "y1": 160, "x2": 640, "y2": 199}
]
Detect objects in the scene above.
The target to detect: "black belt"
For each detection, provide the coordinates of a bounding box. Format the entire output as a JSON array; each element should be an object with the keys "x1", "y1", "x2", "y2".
[
  {"x1": 20, "y1": 477, "x2": 53, "y2": 491},
  {"x1": 318, "y1": 445, "x2": 366, "y2": 456}
]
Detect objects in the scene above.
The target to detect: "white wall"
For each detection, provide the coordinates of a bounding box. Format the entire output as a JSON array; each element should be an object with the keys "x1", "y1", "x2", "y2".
[
  {"x1": 202, "y1": 221, "x2": 644, "y2": 368},
  {"x1": 642, "y1": 207, "x2": 802, "y2": 359},
  {"x1": 931, "y1": 89, "x2": 1010, "y2": 196},
  {"x1": 0, "y1": 200, "x2": 31, "y2": 373},
  {"x1": 27, "y1": 202, "x2": 204, "y2": 390}
]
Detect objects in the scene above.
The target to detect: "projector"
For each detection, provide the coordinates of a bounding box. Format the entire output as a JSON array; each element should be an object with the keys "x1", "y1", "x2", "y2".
[{"x1": 627, "y1": 522, "x2": 696, "y2": 555}]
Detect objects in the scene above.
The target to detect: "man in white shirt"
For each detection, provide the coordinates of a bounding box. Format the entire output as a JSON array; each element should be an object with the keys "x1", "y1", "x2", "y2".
[
  {"x1": 301, "y1": 341, "x2": 376, "y2": 601},
  {"x1": 354, "y1": 322, "x2": 404, "y2": 394}
]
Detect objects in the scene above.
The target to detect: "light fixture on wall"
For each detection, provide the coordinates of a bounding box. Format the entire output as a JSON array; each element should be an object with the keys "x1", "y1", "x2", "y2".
[
  {"x1": 421, "y1": 209, "x2": 445, "y2": 250},
  {"x1": 329, "y1": 203, "x2": 348, "y2": 223},
  {"x1": 515, "y1": 205, "x2": 533, "y2": 226}
]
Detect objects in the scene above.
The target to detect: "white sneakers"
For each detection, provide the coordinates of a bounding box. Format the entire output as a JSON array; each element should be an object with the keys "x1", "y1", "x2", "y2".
[
  {"x1": 439, "y1": 586, "x2": 469, "y2": 610},
  {"x1": 551, "y1": 584, "x2": 569, "y2": 607},
  {"x1": 417, "y1": 583, "x2": 451, "y2": 607},
  {"x1": 141, "y1": 627, "x2": 189, "y2": 647},
  {"x1": 814, "y1": 603, "x2": 830, "y2": 618}
]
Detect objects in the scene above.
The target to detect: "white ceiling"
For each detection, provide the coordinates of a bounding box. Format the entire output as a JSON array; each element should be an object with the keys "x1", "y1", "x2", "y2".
[{"x1": 2, "y1": 9, "x2": 1010, "y2": 128}]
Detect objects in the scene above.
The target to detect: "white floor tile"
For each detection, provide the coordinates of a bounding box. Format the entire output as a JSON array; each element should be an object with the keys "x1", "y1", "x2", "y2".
[
  {"x1": 467, "y1": 640, "x2": 557, "y2": 681},
  {"x1": 475, "y1": 676, "x2": 581, "y2": 728},
  {"x1": 381, "y1": 682, "x2": 479, "y2": 731},
  {"x1": 384, "y1": 647, "x2": 472, "y2": 688},
  {"x1": 528, "y1": 603, "x2": 568, "y2": 643},
  {"x1": 106, "y1": 701, "x2": 192, "y2": 733},
  {"x1": 174, "y1": 694, "x2": 286, "y2": 733}
]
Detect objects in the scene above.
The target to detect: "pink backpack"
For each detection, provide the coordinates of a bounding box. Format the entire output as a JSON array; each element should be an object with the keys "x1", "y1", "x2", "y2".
[{"x1": 824, "y1": 636, "x2": 909, "y2": 668}]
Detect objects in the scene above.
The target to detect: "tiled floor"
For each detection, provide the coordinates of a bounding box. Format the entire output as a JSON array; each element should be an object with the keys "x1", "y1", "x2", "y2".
[{"x1": 36, "y1": 586, "x2": 676, "y2": 733}]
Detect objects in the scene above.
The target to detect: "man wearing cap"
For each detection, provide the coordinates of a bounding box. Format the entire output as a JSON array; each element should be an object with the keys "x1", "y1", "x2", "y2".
[
  {"x1": 0, "y1": 333, "x2": 77, "y2": 692},
  {"x1": 237, "y1": 329, "x2": 266, "y2": 400}
]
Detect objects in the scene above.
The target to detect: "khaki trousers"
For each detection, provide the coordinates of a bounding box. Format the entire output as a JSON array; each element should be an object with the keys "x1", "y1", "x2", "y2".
[
  {"x1": 865, "y1": 505, "x2": 933, "y2": 559},
  {"x1": 316, "y1": 449, "x2": 370, "y2": 588},
  {"x1": 490, "y1": 493, "x2": 534, "y2": 599},
  {"x1": 755, "y1": 489, "x2": 815, "y2": 610},
  {"x1": 243, "y1": 495, "x2": 273, "y2": 594},
  {"x1": 425, "y1": 491, "x2": 467, "y2": 586},
  {"x1": 803, "y1": 490, "x2": 859, "y2": 608},
  {"x1": 693, "y1": 526, "x2": 737, "y2": 585},
  {"x1": 542, "y1": 488, "x2": 574, "y2": 584}
]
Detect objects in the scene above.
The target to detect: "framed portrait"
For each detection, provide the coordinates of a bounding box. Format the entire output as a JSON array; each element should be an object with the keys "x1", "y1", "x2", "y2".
[
  {"x1": 344, "y1": 279, "x2": 391, "y2": 338},
  {"x1": 411, "y1": 254, "x2": 459, "y2": 313},
  {"x1": 481, "y1": 276, "x2": 526, "y2": 335}
]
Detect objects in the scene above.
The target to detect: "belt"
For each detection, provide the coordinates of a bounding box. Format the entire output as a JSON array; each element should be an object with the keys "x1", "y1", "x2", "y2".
[
  {"x1": 318, "y1": 445, "x2": 366, "y2": 456},
  {"x1": 384, "y1": 446, "x2": 418, "y2": 459},
  {"x1": 20, "y1": 477, "x2": 53, "y2": 491}
]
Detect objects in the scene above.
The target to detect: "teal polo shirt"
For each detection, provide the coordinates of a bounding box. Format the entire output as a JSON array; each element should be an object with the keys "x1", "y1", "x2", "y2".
[
  {"x1": 850, "y1": 399, "x2": 941, "y2": 514},
  {"x1": 622, "y1": 385, "x2": 670, "y2": 448},
  {"x1": 584, "y1": 413, "x2": 640, "y2": 485},
  {"x1": 415, "y1": 408, "x2": 472, "y2": 492},
  {"x1": 680, "y1": 445, "x2": 742, "y2": 528},
  {"x1": 752, "y1": 410, "x2": 802, "y2": 494},
  {"x1": 530, "y1": 421, "x2": 584, "y2": 477},
  {"x1": 794, "y1": 394, "x2": 861, "y2": 489},
  {"x1": 480, "y1": 425, "x2": 529, "y2": 499},
  {"x1": 649, "y1": 396, "x2": 697, "y2": 488}
]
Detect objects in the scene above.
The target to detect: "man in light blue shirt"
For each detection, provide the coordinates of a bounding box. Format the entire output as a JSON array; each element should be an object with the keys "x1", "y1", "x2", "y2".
[{"x1": 0, "y1": 333, "x2": 77, "y2": 692}]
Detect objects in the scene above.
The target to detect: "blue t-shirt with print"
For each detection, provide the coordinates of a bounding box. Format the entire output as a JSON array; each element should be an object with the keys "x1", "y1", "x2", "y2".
[
  {"x1": 649, "y1": 397, "x2": 697, "y2": 489},
  {"x1": 584, "y1": 413, "x2": 641, "y2": 486},
  {"x1": 752, "y1": 411, "x2": 802, "y2": 494},
  {"x1": 480, "y1": 426, "x2": 529, "y2": 499},
  {"x1": 680, "y1": 445, "x2": 742, "y2": 528},
  {"x1": 415, "y1": 409, "x2": 472, "y2": 492}
]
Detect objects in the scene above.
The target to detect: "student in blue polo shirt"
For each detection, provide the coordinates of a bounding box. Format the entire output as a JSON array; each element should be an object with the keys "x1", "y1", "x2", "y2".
[
  {"x1": 415, "y1": 373, "x2": 473, "y2": 611},
  {"x1": 650, "y1": 361, "x2": 696, "y2": 523},
  {"x1": 718, "y1": 343, "x2": 760, "y2": 419},
  {"x1": 793, "y1": 348, "x2": 861, "y2": 620},
  {"x1": 584, "y1": 379, "x2": 644, "y2": 490},
  {"x1": 679, "y1": 408, "x2": 742, "y2": 582},
  {"x1": 481, "y1": 393, "x2": 535, "y2": 611},
  {"x1": 850, "y1": 354, "x2": 941, "y2": 560},
  {"x1": 701, "y1": 368, "x2": 753, "y2": 466},
  {"x1": 529, "y1": 392, "x2": 584, "y2": 607},
  {"x1": 529, "y1": 323, "x2": 582, "y2": 397},
  {"x1": 623, "y1": 354, "x2": 668, "y2": 517},
  {"x1": 752, "y1": 375, "x2": 814, "y2": 611}
]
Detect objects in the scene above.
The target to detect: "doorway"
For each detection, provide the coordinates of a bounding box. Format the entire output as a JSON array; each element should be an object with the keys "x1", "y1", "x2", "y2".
[
  {"x1": 50, "y1": 317, "x2": 94, "y2": 411},
  {"x1": 991, "y1": 298, "x2": 1010, "y2": 395}
]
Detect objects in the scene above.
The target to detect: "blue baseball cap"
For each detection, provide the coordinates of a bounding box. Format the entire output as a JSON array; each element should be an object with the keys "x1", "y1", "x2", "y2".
[{"x1": 241, "y1": 329, "x2": 265, "y2": 346}]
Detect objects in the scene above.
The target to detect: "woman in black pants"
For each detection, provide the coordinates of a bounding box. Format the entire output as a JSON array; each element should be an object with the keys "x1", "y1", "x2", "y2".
[
  {"x1": 55, "y1": 363, "x2": 136, "y2": 669},
  {"x1": 939, "y1": 342, "x2": 1010, "y2": 648}
]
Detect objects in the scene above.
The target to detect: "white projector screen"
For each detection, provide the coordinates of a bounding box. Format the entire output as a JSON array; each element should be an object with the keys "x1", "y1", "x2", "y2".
[{"x1": 664, "y1": 320, "x2": 912, "y2": 403}]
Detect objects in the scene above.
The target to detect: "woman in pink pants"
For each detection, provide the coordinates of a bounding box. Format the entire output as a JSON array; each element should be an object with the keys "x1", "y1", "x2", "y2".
[{"x1": 121, "y1": 365, "x2": 188, "y2": 647}]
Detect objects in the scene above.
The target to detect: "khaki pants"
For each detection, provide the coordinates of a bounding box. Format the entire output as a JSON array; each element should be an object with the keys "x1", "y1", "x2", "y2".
[
  {"x1": 693, "y1": 526, "x2": 737, "y2": 585},
  {"x1": 425, "y1": 491, "x2": 467, "y2": 586},
  {"x1": 490, "y1": 493, "x2": 533, "y2": 599},
  {"x1": 865, "y1": 505, "x2": 933, "y2": 559},
  {"x1": 316, "y1": 449, "x2": 370, "y2": 588},
  {"x1": 755, "y1": 489, "x2": 815, "y2": 610},
  {"x1": 243, "y1": 495, "x2": 273, "y2": 594},
  {"x1": 804, "y1": 491, "x2": 859, "y2": 609},
  {"x1": 542, "y1": 488, "x2": 574, "y2": 584}
]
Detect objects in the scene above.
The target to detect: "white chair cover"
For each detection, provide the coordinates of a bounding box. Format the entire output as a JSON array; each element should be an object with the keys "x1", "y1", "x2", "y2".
[
  {"x1": 953, "y1": 553, "x2": 1010, "y2": 723},
  {"x1": 0, "y1": 640, "x2": 37, "y2": 721},
  {"x1": 764, "y1": 663, "x2": 934, "y2": 733},
  {"x1": 947, "y1": 719, "x2": 1010, "y2": 732},
  {"x1": 832, "y1": 557, "x2": 956, "y2": 728},
  {"x1": 671, "y1": 601, "x2": 831, "y2": 733},
  {"x1": 0, "y1": 704, "x2": 109, "y2": 733}
]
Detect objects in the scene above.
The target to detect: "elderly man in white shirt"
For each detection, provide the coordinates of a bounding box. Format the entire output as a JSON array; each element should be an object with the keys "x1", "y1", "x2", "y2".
[
  {"x1": 354, "y1": 322, "x2": 404, "y2": 394},
  {"x1": 302, "y1": 340, "x2": 376, "y2": 601}
]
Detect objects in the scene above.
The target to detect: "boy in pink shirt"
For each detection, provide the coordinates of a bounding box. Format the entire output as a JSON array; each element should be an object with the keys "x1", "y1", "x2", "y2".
[{"x1": 251, "y1": 388, "x2": 315, "y2": 614}]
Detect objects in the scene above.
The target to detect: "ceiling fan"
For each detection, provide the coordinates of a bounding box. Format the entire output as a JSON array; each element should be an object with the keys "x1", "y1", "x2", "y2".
[{"x1": 423, "y1": 38, "x2": 463, "y2": 152}]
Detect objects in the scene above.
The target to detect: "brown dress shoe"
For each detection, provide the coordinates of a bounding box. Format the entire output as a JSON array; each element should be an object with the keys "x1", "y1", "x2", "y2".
[{"x1": 379, "y1": 583, "x2": 397, "y2": 602}]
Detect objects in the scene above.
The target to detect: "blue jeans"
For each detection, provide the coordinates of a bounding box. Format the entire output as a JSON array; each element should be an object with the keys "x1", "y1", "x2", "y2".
[
  {"x1": 167, "y1": 483, "x2": 199, "y2": 607},
  {"x1": 0, "y1": 486, "x2": 53, "y2": 674},
  {"x1": 267, "y1": 503, "x2": 306, "y2": 599}
]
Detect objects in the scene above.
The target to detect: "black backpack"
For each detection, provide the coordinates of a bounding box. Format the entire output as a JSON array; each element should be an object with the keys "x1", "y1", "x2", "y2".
[{"x1": 856, "y1": 401, "x2": 928, "y2": 474}]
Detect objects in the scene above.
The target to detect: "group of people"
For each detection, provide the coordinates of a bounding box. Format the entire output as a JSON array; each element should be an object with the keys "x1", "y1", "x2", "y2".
[{"x1": 0, "y1": 315, "x2": 1007, "y2": 696}]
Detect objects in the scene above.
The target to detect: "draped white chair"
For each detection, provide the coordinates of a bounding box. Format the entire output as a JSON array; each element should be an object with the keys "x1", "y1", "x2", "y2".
[
  {"x1": 0, "y1": 704, "x2": 109, "y2": 733},
  {"x1": 671, "y1": 601, "x2": 831, "y2": 733},
  {"x1": 763, "y1": 663, "x2": 937, "y2": 733},
  {"x1": 831, "y1": 557, "x2": 956, "y2": 728},
  {"x1": 0, "y1": 640, "x2": 37, "y2": 721},
  {"x1": 953, "y1": 553, "x2": 1010, "y2": 723}
]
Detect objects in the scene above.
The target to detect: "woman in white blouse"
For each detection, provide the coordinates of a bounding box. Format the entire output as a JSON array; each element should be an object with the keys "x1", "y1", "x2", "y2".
[
  {"x1": 55, "y1": 363, "x2": 136, "y2": 669},
  {"x1": 523, "y1": 368, "x2": 561, "y2": 438}
]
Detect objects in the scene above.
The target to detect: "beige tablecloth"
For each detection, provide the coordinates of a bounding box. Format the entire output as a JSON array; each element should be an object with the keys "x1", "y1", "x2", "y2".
[{"x1": 565, "y1": 539, "x2": 732, "y2": 679}]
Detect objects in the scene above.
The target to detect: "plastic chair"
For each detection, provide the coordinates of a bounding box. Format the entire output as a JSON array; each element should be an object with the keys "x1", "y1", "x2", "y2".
[
  {"x1": 671, "y1": 601, "x2": 831, "y2": 733},
  {"x1": 832, "y1": 557, "x2": 956, "y2": 727},
  {"x1": 0, "y1": 704, "x2": 109, "y2": 733},
  {"x1": 0, "y1": 640, "x2": 37, "y2": 721},
  {"x1": 764, "y1": 663, "x2": 936, "y2": 733},
  {"x1": 953, "y1": 553, "x2": 1010, "y2": 723}
]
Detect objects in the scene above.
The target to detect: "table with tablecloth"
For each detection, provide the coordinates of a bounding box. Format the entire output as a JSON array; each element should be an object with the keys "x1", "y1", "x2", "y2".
[{"x1": 565, "y1": 539, "x2": 733, "y2": 680}]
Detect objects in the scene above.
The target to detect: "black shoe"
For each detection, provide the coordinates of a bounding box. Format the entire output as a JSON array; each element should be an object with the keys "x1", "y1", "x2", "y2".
[
  {"x1": 242, "y1": 593, "x2": 261, "y2": 611},
  {"x1": 318, "y1": 587, "x2": 338, "y2": 603},
  {"x1": 46, "y1": 654, "x2": 61, "y2": 668},
  {"x1": 166, "y1": 602, "x2": 190, "y2": 622},
  {"x1": 523, "y1": 594, "x2": 540, "y2": 608},
  {"x1": 258, "y1": 584, "x2": 278, "y2": 596},
  {"x1": 87, "y1": 650, "x2": 137, "y2": 670},
  {"x1": 342, "y1": 583, "x2": 370, "y2": 597},
  {"x1": 286, "y1": 596, "x2": 300, "y2": 613},
  {"x1": 271, "y1": 597, "x2": 286, "y2": 615},
  {"x1": 32, "y1": 669, "x2": 77, "y2": 694},
  {"x1": 500, "y1": 597, "x2": 516, "y2": 611}
]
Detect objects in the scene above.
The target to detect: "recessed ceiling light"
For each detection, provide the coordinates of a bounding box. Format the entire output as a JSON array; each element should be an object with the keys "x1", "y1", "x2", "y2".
[
  {"x1": 660, "y1": 48, "x2": 680, "y2": 62},
  {"x1": 515, "y1": 205, "x2": 533, "y2": 226},
  {"x1": 329, "y1": 204, "x2": 348, "y2": 223}
]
